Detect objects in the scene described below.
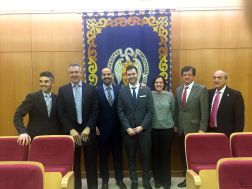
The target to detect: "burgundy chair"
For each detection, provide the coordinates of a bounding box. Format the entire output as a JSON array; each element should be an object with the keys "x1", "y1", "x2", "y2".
[
  {"x1": 185, "y1": 133, "x2": 232, "y2": 189},
  {"x1": 230, "y1": 132, "x2": 252, "y2": 157},
  {"x1": 0, "y1": 136, "x2": 29, "y2": 161},
  {"x1": 0, "y1": 161, "x2": 44, "y2": 189},
  {"x1": 28, "y1": 135, "x2": 75, "y2": 189},
  {"x1": 217, "y1": 157, "x2": 252, "y2": 189}
]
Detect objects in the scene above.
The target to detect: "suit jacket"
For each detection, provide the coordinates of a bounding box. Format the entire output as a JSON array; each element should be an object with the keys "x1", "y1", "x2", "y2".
[
  {"x1": 208, "y1": 86, "x2": 244, "y2": 136},
  {"x1": 175, "y1": 82, "x2": 209, "y2": 135},
  {"x1": 96, "y1": 85, "x2": 120, "y2": 138},
  {"x1": 57, "y1": 82, "x2": 98, "y2": 133},
  {"x1": 117, "y1": 85, "x2": 154, "y2": 132},
  {"x1": 13, "y1": 90, "x2": 60, "y2": 139}
]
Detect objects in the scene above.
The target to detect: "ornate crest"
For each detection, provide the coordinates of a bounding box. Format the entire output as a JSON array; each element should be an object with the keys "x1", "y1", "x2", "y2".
[{"x1": 107, "y1": 47, "x2": 149, "y2": 86}]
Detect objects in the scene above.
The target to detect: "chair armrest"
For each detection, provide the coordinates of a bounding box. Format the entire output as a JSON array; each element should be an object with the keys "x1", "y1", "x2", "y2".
[
  {"x1": 199, "y1": 169, "x2": 218, "y2": 189},
  {"x1": 187, "y1": 169, "x2": 202, "y2": 186},
  {"x1": 61, "y1": 171, "x2": 74, "y2": 189},
  {"x1": 45, "y1": 172, "x2": 62, "y2": 189}
]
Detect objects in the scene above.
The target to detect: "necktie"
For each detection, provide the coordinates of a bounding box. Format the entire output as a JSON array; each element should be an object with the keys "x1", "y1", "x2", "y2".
[
  {"x1": 209, "y1": 91, "x2": 221, "y2": 128},
  {"x1": 44, "y1": 94, "x2": 52, "y2": 117},
  {"x1": 182, "y1": 86, "x2": 188, "y2": 108},
  {"x1": 106, "y1": 87, "x2": 113, "y2": 106},
  {"x1": 74, "y1": 85, "x2": 82, "y2": 124},
  {"x1": 132, "y1": 87, "x2": 137, "y2": 105}
]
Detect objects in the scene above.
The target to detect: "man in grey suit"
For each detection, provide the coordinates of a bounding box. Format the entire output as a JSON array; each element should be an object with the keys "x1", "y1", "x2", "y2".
[
  {"x1": 117, "y1": 65, "x2": 154, "y2": 189},
  {"x1": 174, "y1": 66, "x2": 209, "y2": 187}
]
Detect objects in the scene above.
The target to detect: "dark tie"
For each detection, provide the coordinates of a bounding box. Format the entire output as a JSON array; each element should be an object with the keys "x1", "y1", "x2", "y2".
[
  {"x1": 209, "y1": 91, "x2": 221, "y2": 128},
  {"x1": 74, "y1": 85, "x2": 82, "y2": 124},
  {"x1": 182, "y1": 86, "x2": 188, "y2": 108},
  {"x1": 132, "y1": 87, "x2": 137, "y2": 105},
  {"x1": 44, "y1": 94, "x2": 52, "y2": 117},
  {"x1": 106, "y1": 87, "x2": 113, "y2": 106}
]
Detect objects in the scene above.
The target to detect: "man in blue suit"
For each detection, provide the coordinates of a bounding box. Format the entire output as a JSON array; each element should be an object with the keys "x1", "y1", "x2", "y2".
[
  {"x1": 96, "y1": 67, "x2": 126, "y2": 189},
  {"x1": 118, "y1": 65, "x2": 154, "y2": 189}
]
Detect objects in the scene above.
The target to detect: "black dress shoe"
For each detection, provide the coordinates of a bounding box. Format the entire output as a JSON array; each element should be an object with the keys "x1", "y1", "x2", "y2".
[
  {"x1": 143, "y1": 182, "x2": 153, "y2": 189},
  {"x1": 131, "y1": 183, "x2": 138, "y2": 189},
  {"x1": 116, "y1": 181, "x2": 127, "y2": 189},
  {"x1": 177, "y1": 179, "x2": 186, "y2": 187},
  {"x1": 101, "y1": 183, "x2": 109, "y2": 189}
]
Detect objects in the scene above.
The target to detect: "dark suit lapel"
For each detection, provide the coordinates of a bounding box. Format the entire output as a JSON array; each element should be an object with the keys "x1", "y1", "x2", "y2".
[
  {"x1": 111, "y1": 85, "x2": 118, "y2": 107},
  {"x1": 135, "y1": 86, "x2": 144, "y2": 106},
  {"x1": 82, "y1": 82, "x2": 89, "y2": 114},
  {"x1": 67, "y1": 84, "x2": 77, "y2": 121},
  {"x1": 67, "y1": 84, "x2": 76, "y2": 108},
  {"x1": 50, "y1": 94, "x2": 57, "y2": 118},
  {"x1": 126, "y1": 86, "x2": 135, "y2": 106},
  {"x1": 37, "y1": 91, "x2": 48, "y2": 117},
  {"x1": 113, "y1": 85, "x2": 119, "y2": 99},
  {"x1": 218, "y1": 87, "x2": 230, "y2": 110},
  {"x1": 208, "y1": 89, "x2": 215, "y2": 110},
  {"x1": 99, "y1": 86, "x2": 108, "y2": 103}
]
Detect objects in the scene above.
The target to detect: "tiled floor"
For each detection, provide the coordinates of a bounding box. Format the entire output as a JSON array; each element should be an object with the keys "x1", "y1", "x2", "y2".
[{"x1": 82, "y1": 177, "x2": 186, "y2": 189}]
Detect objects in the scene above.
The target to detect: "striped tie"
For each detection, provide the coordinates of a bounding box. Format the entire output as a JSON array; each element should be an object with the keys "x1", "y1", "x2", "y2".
[{"x1": 106, "y1": 87, "x2": 113, "y2": 106}]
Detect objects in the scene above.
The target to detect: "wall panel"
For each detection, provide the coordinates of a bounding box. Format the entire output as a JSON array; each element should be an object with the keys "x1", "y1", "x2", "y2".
[
  {"x1": 0, "y1": 14, "x2": 31, "y2": 52},
  {"x1": 180, "y1": 10, "x2": 252, "y2": 49},
  {"x1": 0, "y1": 52, "x2": 32, "y2": 135},
  {"x1": 31, "y1": 14, "x2": 83, "y2": 51}
]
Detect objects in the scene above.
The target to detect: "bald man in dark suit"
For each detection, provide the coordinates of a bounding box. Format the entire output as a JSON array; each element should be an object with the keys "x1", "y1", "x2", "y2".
[{"x1": 208, "y1": 70, "x2": 244, "y2": 137}]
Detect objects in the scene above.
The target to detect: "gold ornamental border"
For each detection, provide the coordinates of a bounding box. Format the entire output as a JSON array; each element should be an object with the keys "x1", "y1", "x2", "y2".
[{"x1": 85, "y1": 15, "x2": 170, "y2": 85}]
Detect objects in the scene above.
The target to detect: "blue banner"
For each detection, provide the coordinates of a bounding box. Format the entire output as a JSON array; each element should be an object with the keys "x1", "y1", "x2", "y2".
[{"x1": 82, "y1": 10, "x2": 171, "y2": 90}]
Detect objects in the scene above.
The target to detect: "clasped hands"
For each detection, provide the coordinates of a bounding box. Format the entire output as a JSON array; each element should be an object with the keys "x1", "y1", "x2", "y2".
[
  {"x1": 126, "y1": 126, "x2": 143, "y2": 136},
  {"x1": 70, "y1": 127, "x2": 90, "y2": 145}
]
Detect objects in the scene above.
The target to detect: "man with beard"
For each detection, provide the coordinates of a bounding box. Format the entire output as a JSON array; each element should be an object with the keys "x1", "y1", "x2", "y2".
[
  {"x1": 117, "y1": 65, "x2": 154, "y2": 189},
  {"x1": 96, "y1": 67, "x2": 127, "y2": 189},
  {"x1": 14, "y1": 71, "x2": 61, "y2": 145}
]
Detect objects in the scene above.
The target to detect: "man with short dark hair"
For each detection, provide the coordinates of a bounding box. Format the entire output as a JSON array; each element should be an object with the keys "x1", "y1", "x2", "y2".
[
  {"x1": 208, "y1": 70, "x2": 244, "y2": 136},
  {"x1": 14, "y1": 71, "x2": 61, "y2": 145},
  {"x1": 117, "y1": 65, "x2": 154, "y2": 189},
  {"x1": 57, "y1": 64, "x2": 99, "y2": 189},
  {"x1": 174, "y1": 66, "x2": 209, "y2": 187}
]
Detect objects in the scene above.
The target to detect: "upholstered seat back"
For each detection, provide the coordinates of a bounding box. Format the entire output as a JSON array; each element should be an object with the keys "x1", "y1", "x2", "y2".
[
  {"x1": 218, "y1": 158, "x2": 252, "y2": 189},
  {"x1": 0, "y1": 136, "x2": 29, "y2": 161},
  {"x1": 28, "y1": 135, "x2": 74, "y2": 176},
  {"x1": 185, "y1": 133, "x2": 232, "y2": 173},
  {"x1": 0, "y1": 161, "x2": 44, "y2": 189},
  {"x1": 230, "y1": 132, "x2": 252, "y2": 157}
]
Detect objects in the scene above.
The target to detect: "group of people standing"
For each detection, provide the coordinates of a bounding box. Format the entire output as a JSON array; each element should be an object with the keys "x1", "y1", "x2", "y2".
[{"x1": 13, "y1": 64, "x2": 244, "y2": 189}]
